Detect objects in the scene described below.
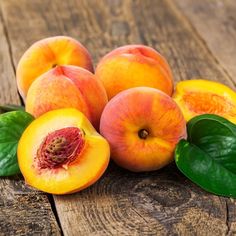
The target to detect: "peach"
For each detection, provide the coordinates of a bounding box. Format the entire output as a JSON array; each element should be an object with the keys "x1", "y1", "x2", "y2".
[
  {"x1": 17, "y1": 36, "x2": 93, "y2": 99},
  {"x1": 95, "y1": 45, "x2": 174, "y2": 100},
  {"x1": 100, "y1": 87, "x2": 186, "y2": 172},
  {"x1": 25, "y1": 65, "x2": 108, "y2": 130},
  {"x1": 17, "y1": 108, "x2": 110, "y2": 194},
  {"x1": 173, "y1": 79, "x2": 236, "y2": 124}
]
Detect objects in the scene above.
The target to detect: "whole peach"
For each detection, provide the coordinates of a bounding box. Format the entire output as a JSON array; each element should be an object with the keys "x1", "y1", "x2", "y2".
[
  {"x1": 95, "y1": 45, "x2": 173, "y2": 100},
  {"x1": 100, "y1": 87, "x2": 186, "y2": 172},
  {"x1": 26, "y1": 65, "x2": 107, "y2": 130},
  {"x1": 17, "y1": 36, "x2": 93, "y2": 99}
]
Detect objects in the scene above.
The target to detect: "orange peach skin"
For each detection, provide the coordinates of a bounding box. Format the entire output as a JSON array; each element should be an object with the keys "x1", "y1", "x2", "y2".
[
  {"x1": 100, "y1": 87, "x2": 186, "y2": 172},
  {"x1": 26, "y1": 65, "x2": 108, "y2": 130},
  {"x1": 95, "y1": 45, "x2": 174, "y2": 100},
  {"x1": 17, "y1": 36, "x2": 94, "y2": 99}
]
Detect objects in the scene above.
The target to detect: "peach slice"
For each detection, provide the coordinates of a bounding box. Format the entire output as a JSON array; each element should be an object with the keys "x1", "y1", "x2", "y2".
[
  {"x1": 95, "y1": 45, "x2": 174, "y2": 100},
  {"x1": 17, "y1": 36, "x2": 93, "y2": 99},
  {"x1": 173, "y1": 79, "x2": 236, "y2": 123},
  {"x1": 100, "y1": 87, "x2": 186, "y2": 172},
  {"x1": 25, "y1": 65, "x2": 108, "y2": 130},
  {"x1": 17, "y1": 108, "x2": 110, "y2": 194}
]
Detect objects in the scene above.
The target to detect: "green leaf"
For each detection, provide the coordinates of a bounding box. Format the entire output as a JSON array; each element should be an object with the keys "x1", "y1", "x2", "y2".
[
  {"x1": 0, "y1": 111, "x2": 34, "y2": 176},
  {"x1": 0, "y1": 104, "x2": 25, "y2": 114},
  {"x1": 175, "y1": 114, "x2": 236, "y2": 198}
]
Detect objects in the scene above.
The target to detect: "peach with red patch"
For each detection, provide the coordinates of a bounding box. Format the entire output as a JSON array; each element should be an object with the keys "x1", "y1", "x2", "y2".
[
  {"x1": 95, "y1": 45, "x2": 174, "y2": 100},
  {"x1": 17, "y1": 36, "x2": 94, "y2": 99},
  {"x1": 26, "y1": 65, "x2": 108, "y2": 130},
  {"x1": 100, "y1": 87, "x2": 186, "y2": 172}
]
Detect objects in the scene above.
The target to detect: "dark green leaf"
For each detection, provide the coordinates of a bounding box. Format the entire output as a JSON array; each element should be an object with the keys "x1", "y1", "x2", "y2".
[
  {"x1": 175, "y1": 114, "x2": 236, "y2": 198},
  {"x1": 0, "y1": 111, "x2": 34, "y2": 176}
]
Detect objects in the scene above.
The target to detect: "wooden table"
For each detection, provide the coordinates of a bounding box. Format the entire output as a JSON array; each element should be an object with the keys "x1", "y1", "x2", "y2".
[{"x1": 0, "y1": 0, "x2": 236, "y2": 235}]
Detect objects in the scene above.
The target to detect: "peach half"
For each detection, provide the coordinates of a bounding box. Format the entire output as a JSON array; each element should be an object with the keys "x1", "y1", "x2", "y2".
[
  {"x1": 95, "y1": 45, "x2": 174, "y2": 100},
  {"x1": 17, "y1": 36, "x2": 93, "y2": 99},
  {"x1": 100, "y1": 87, "x2": 186, "y2": 172},
  {"x1": 173, "y1": 79, "x2": 236, "y2": 124},
  {"x1": 17, "y1": 108, "x2": 110, "y2": 194},
  {"x1": 25, "y1": 65, "x2": 108, "y2": 130}
]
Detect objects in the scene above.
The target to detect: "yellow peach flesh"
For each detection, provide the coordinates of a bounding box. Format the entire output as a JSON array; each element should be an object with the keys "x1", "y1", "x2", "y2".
[
  {"x1": 18, "y1": 108, "x2": 110, "y2": 194},
  {"x1": 173, "y1": 79, "x2": 236, "y2": 123}
]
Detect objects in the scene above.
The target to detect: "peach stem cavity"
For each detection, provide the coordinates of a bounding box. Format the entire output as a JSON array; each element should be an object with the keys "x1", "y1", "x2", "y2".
[{"x1": 138, "y1": 129, "x2": 149, "y2": 139}]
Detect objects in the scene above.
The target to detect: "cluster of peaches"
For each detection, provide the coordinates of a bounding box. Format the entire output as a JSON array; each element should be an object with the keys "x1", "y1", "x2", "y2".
[{"x1": 16, "y1": 36, "x2": 236, "y2": 194}]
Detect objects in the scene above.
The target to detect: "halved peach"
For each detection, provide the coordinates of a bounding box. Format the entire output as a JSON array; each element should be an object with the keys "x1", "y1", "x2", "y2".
[
  {"x1": 18, "y1": 108, "x2": 110, "y2": 194},
  {"x1": 173, "y1": 79, "x2": 236, "y2": 123},
  {"x1": 16, "y1": 36, "x2": 94, "y2": 99}
]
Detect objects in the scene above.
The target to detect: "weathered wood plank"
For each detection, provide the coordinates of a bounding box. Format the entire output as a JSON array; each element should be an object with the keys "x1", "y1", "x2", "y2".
[
  {"x1": 1, "y1": 0, "x2": 236, "y2": 235},
  {"x1": 173, "y1": 0, "x2": 236, "y2": 84},
  {"x1": 0, "y1": 6, "x2": 61, "y2": 236},
  {"x1": 0, "y1": 13, "x2": 19, "y2": 104},
  {"x1": 168, "y1": 1, "x2": 236, "y2": 233},
  {"x1": 55, "y1": 163, "x2": 231, "y2": 236}
]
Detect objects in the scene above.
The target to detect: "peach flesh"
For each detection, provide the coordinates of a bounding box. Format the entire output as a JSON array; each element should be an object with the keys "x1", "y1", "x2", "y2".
[
  {"x1": 173, "y1": 79, "x2": 236, "y2": 123},
  {"x1": 18, "y1": 108, "x2": 110, "y2": 194},
  {"x1": 183, "y1": 92, "x2": 234, "y2": 115}
]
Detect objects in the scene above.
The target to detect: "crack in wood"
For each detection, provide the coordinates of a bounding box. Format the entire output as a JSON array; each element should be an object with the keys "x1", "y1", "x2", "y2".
[
  {"x1": 48, "y1": 194, "x2": 64, "y2": 236},
  {"x1": 0, "y1": 0, "x2": 236, "y2": 235},
  {"x1": 0, "y1": 4, "x2": 24, "y2": 105},
  {"x1": 0, "y1": 1, "x2": 61, "y2": 235},
  {"x1": 0, "y1": 6, "x2": 15, "y2": 73},
  {"x1": 226, "y1": 200, "x2": 230, "y2": 235},
  {"x1": 131, "y1": 208, "x2": 149, "y2": 224}
]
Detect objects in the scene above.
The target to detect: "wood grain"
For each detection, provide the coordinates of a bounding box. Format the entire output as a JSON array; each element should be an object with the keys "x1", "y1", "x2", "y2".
[
  {"x1": 173, "y1": 0, "x2": 236, "y2": 85},
  {"x1": 1, "y1": 0, "x2": 236, "y2": 235},
  {"x1": 0, "y1": 12, "x2": 19, "y2": 104},
  {"x1": 55, "y1": 163, "x2": 231, "y2": 235},
  {"x1": 0, "y1": 6, "x2": 60, "y2": 236}
]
